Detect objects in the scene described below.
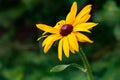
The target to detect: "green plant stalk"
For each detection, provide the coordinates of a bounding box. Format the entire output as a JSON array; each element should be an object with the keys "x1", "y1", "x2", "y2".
[{"x1": 79, "y1": 48, "x2": 93, "y2": 80}]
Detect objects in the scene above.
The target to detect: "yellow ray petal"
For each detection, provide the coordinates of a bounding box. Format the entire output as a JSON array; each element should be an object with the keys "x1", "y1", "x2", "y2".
[
  {"x1": 73, "y1": 23, "x2": 98, "y2": 33},
  {"x1": 42, "y1": 34, "x2": 61, "y2": 47},
  {"x1": 54, "y1": 20, "x2": 65, "y2": 29},
  {"x1": 36, "y1": 24, "x2": 59, "y2": 34},
  {"x1": 73, "y1": 5, "x2": 92, "y2": 26},
  {"x1": 42, "y1": 35, "x2": 51, "y2": 47},
  {"x1": 42, "y1": 32, "x2": 47, "y2": 35},
  {"x1": 58, "y1": 38, "x2": 63, "y2": 61},
  {"x1": 41, "y1": 20, "x2": 65, "y2": 35},
  {"x1": 74, "y1": 14, "x2": 91, "y2": 25},
  {"x1": 37, "y1": 35, "x2": 48, "y2": 41},
  {"x1": 43, "y1": 34, "x2": 62, "y2": 53},
  {"x1": 75, "y1": 32, "x2": 93, "y2": 43},
  {"x1": 68, "y1": 33, "x2": 79, "y2": 52},
  {"x1": 66, "y1": 1, "x2": 77, "y2": 24},
  {"x1": 69, "y1": 44, "x2": 75, "y2": 54},
  {"x1": 43, "y1": 35, "x2": 54, "y2": 53},
  {"x1": 44, "y1": 41, "x2": 54, "y2": 53},
  {"x1": 63, "y1": 37, "x2": 69, "y2": 58}
]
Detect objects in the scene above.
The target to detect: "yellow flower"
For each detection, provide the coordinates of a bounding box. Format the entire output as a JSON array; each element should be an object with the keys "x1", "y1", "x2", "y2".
[{"x1": 36, "y1": 2, "x2": 98, "y2": 61}]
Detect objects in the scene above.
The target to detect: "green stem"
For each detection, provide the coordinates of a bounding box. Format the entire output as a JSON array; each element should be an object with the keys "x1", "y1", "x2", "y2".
[{"x1": 78, "y1": 48, "x2": 93, "y2": 80}]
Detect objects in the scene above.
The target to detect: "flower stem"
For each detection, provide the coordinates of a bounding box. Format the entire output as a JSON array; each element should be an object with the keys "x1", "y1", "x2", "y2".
[{"x1": 78, "y1": 48, "x2": 93, "y2": 80}]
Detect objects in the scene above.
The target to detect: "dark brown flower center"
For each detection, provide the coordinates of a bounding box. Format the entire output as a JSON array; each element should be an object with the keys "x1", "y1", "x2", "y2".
[{"x1": 60, "y1": 24, "x2": 73, "y2": 36}]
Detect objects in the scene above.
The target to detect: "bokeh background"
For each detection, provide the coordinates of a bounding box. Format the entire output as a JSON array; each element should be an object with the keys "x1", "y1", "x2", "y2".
[{"x1": 0, "y1": 0, "x2": 120, "y2": 80}]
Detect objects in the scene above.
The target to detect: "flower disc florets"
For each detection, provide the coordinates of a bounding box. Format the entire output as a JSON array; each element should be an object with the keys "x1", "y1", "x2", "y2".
[{"x1": 60, "y1": 24, "x2": 73, "y2": 36}]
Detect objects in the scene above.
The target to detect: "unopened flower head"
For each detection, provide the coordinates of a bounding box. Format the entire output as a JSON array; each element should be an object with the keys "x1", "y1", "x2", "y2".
[{"x1": 36, "y1": 2, "x2": 98, "y2": 61}]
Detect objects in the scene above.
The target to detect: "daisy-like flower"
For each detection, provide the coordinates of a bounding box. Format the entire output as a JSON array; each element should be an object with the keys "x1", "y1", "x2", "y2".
[{"x1": 36, "y1": 2, "x2": 98, "y2": 61}]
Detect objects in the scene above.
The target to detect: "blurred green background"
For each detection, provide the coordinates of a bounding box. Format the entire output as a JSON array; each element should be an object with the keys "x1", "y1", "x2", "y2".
[{"x1": 0, "y1": 0, "x2": 120, "y2": 80}]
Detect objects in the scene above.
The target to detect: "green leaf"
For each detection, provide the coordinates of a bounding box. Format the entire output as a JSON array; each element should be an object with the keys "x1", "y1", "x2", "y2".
[
  {"x1": 50, "y1": 63, "x2": 85, "y2": 73},
  {"x1": 50, "y1": 64, "x2": 69, "y2": 72},
  {"x1": 70, "y1": 63, "x2": 86, "y2": 72}
]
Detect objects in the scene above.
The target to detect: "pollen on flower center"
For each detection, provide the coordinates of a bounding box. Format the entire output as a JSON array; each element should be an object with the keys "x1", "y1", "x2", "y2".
[{"x1": 60, "y1": 24, "x2": 73, "y2": 36}]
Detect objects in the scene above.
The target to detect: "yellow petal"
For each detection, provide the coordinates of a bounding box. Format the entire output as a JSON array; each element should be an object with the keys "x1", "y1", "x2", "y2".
[
  {"x1": 73, "y1": 5, "x2": 92, "y2": 26},
  {"x1": 58, "y1": 38, "x2": 63, "y2": 61},
  {"x1": 75, "y1": 32, "x2": 93, "y2": 43},
  {"x1": 73, "y1": 23, "x2": 98, "y2": 33},
  {"x1": 63, "y1": 37, "x2": 69, "y2": 58},
  {"x1": 40, "y1": 20, "x2": 65, "y2": 35},
  {"x1": 42, "y1": 35, "x2": 51, "y2": 47},
  {"x1": 37, "y1": 35, "x2": 48, "y2": 41},
  {"x1": 42, "y1": 34, "x2": 61, "y2": 47},
  {"x1": 54, "y1": 20, "x2": 65, "y2": 29},
  {"x1": 66, "y1": 1, "x2": 77, "y2": 24},
  {"x1": 44, "y1": 41, "x2": 54, "y2": 53},
  {"x1": 42, "y1": 32, "x2": 47, "y2": 35},
  {"x1": 36, "y1": 24, "x2": 59, "y2": 34},
  {"x1": 69, "y1": 44, "x2": 75, "y2": 54},
  {"x1": 43, "y1": 34, "x2": 62, "y2": 53},
  {"x1": 68, "y1": 33, "x2": 79, "y2": 52},
  {"x1": 76, "y1": 14, "x2": 91, "y2": 25}
]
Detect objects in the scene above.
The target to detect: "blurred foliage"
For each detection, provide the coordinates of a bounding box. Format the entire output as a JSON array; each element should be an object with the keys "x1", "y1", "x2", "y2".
[{"x1": 0, "y1": 0, "x2": 120, "y2": 80}]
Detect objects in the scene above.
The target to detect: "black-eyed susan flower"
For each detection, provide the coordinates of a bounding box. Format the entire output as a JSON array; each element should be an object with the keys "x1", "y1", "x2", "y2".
[{"x1": 36, "y1": 1, "x2": 98, "y2": 61}]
